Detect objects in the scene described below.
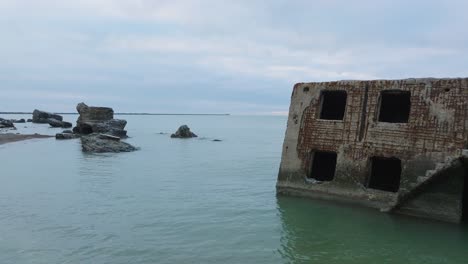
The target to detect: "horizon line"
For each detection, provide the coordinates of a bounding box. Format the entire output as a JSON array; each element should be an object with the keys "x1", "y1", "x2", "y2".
[{"x1": 0, "y1": 112, "x2": 231, "y2": 116}]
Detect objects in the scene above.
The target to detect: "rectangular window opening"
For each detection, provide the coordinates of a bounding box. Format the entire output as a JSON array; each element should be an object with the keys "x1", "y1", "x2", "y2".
[
  {"x1": 367, "y1": 157, "x2": 402, "y2": 192},
  {"x1": 319, "y1": 91, "x2": 347, "y2": 120},
  {"x1": 308, "y1": 151, "x2": 337, "y2": 181},
  {"x1": 378, "y1": 90, "x2": 411, "y2": 123}
]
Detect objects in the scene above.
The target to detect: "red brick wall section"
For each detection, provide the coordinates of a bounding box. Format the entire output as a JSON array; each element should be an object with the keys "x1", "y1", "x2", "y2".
[{"x1": 297, "y1": 78, "x2": 468, "y2": 169}]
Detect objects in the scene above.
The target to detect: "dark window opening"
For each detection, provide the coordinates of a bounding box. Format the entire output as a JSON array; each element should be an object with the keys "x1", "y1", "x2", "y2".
[
  {"x1": 462, "y1": 168, "x2": 468, "y2": 223},
  {"x1": 303, "y1": 87, "x2": 309, "y2": 92},
  {"x1": 319, "y1": 91, "x2": 347, "y2": 120},
  {"x1": 367, "y1": 157, "x2": 401, "y2": 192},
  {"x1": 308, "y1": 151, "x2": 337, "y2": 181},
  {"x1": 378, "y1": 90, "x2": 411, "y2": 123}
]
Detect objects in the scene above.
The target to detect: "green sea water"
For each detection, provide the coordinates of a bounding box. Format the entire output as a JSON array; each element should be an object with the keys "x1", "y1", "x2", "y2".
[{"x1": 0, "y1": 115, "x2": 467, "y2": 264}]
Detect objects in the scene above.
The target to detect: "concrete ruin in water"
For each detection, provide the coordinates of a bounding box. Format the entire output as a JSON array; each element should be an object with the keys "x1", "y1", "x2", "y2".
[{"x1": 277, "y1": 78, "x2": 468, "y2": 223}]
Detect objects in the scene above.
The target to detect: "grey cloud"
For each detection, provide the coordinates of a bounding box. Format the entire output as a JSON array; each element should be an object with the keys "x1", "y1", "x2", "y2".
[{"x1": 1, "y1": 0, "x2": 468, "y2": 113}]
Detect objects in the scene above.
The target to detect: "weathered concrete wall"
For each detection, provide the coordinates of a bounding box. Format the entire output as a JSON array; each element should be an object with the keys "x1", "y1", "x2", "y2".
[
  {"x1": 277, "y1": 78, "x2": 468, "y2": 223},
  {"x1": 396, "y1": 164, "x2": 465, "y2": 223}
]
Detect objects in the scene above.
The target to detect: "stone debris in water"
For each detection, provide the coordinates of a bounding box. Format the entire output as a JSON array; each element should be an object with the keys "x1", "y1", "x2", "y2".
[
  {"x1": 0, "y1": 118, "x2": 15, "y2": 129},
  {"x1": 32, "y1": 109, "x2": 63, "y2": 124},
  {"x1": 31, "y1": 109, "x2": 72, "y2": 128},
  {"x1": 73, "y1": 102, "x2": 128, "y2": 138},
  {"x1": 48, "y1": 118, "x2": 73, "y2": 128},
  {"x1": 11, "y1": 119, "x2": 26, "y2": 123},
  {"x1": 171, "y1": 125, "x2": 198, "y2": 138},
  {"x1": 56, "y1": 133, "x2": 80, "y2": 140},
  {"x1": 81, "y1": 133, "x2": 138, "y2": 153}
]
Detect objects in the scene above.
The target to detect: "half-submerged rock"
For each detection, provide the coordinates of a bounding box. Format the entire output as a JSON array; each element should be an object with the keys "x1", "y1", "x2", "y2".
[
  {"x1": 73, "y1": 103, "x2": 128, "y2": 138},
  {"x1": 171, "y1": 125, "x2": 197, "y2": 138},
  {"x1": 11, "y1": 119, "x2": 26, "y2": 123},
  {"x1": 32, "y1": 109, "x2": 63, "y2": 124},
  {"x1": 81, "y1": 133, "x2": 138, "y2": 153},
  {"x1": 56, "y1": 133, "x2": 80, "y2": 140},
  {"x1": 48, "y1": 118, "x2": 73, "y2": 128},
  {"x1": 55, "y1": 129, "x2": 80, "y2": 140},
  {"x1": 0, "y1": 118, "x2": 15, "y2": 129}
]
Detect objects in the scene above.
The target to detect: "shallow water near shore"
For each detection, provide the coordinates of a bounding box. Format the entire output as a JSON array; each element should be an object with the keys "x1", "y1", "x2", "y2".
[{"x1": 0, "y1": 115, "x2": 467, "y2": 264}]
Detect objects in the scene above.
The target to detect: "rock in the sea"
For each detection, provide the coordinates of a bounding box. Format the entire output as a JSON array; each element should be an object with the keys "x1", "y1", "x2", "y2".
[
  {"x1": 73, "y1": 102, "x2": 128, "y2": 137},
  {"x1": 171, "y1": 125, "x2": 198, "y2": 138},
  {"x1": 81, "y1": 133, "x2": 138, "y2": 153},
  {"x1": 0, "y1": 118, "x2": 15, "y2": 129},
  {"x1": 48, "y1": 118, "x2": 73, "y2": 128},
  {"x1": 32, "y1": 109, "x2": 63, "y2": 123},
  {"x1": 11, "y1": 119, "x2": 26, "y2": 123},
  {"x1": 27, "y1": 119, "x2": 33, "y2": 122},
  {"x1": 212, "y1": 139, "x2": 222, "y2": 142},
  {"x1": 62, "y1": 130, "x2": 73, "y2": 134},
  {"x1": 92, "y1": 119, "x2": 128, "y2": 137},
  {"x1": 56, "y1": 133, "x2": 80, "y2": 140},
  {"x1": 77, "y1": 102, "x2": 114, "y2": 121}
]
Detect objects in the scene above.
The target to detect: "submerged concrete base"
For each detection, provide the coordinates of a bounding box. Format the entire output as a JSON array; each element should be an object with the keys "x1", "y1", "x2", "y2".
[{"x1": 277, "y1": 156, "x2": 467, "y2": 224}]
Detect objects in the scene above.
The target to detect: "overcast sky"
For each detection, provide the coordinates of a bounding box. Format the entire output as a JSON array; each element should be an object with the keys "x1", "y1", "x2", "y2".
[{"x1": 1, "y1": 0, "x2": 467, "y2": 114}]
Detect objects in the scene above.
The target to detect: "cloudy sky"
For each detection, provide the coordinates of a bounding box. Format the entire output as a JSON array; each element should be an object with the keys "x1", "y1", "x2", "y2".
[{"x1": 1, "y1": 0, "x2": 467, "y2": 114}]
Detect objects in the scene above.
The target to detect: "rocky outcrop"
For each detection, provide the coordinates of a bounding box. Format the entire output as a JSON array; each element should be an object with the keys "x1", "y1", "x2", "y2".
[
  {"x1": 11, "y1": 119, "x2": 25, "y2": 123},
  {"x1": 0, "y1": 118, "x2": 15, "y2": 129},
  {"x1": 27, "y1": 119, "x2": 33, "y2": 122},
  {"x1": 56, "y1": 129, "x2": 80, "y2": 140},
  {"x1": 73, "y1": 103, "x2": 128, "y2": 137},
  {"x1": 171, "y1": 125, "x2": 198, "y2": 138},
  {"x1": 32, "y1": 109, "x2": 63, "y2": 123},
  {"x1": 77, "y1": 102, "x2": 113, "y2": 120},
  {"x1": 92, "y1": 119, "x2": 128, "y2": 138},
  {"x1": 48, "y1": 118, "x2": 73, "y2": 128},
  {"x1": 56, "y1": 133, "x2": 80, "y2": 140},
  {"x1": 69, "y1": 103, "x2": 135, "y2": 153},
  {"x1": 81, "y1": 133, "x2": 138, "y2": 153}
]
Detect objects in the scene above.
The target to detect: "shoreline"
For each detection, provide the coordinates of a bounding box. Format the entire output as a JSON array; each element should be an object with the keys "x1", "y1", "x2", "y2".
[{"x1": 0, "y1": 133, "x2": 53, "y2": 145}]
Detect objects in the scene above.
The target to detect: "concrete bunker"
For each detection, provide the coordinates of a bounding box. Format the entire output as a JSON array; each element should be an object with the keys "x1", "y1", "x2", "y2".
[
  {"x1": 277, "y1": 78, "x2": 468, "y2": 224},
  {"x1": 378, "y1": 90, "x2": 411, "y2": 123},
  {"x1": 308, "y1": 151, "x2": 337, "y2": 181},
  {"x1": 463, "y1": 169, "x2": 468, "y2": 223},
  {"x1": 319, "y1": 90, "x2": 347, "y2": 120},
  {"x1": 367, "y1": 157, "x2": 401, "y2": 193}
]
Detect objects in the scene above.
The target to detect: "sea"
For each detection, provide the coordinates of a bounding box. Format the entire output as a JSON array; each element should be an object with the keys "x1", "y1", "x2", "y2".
[{"x1": 0, "y1": 114, "x2": 467, "y2": 264}]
